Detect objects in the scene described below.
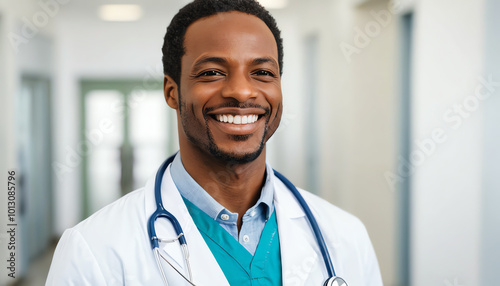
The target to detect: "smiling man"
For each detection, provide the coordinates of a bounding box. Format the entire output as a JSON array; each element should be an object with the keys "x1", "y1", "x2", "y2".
[{"x1": 47, "y1": 0, "x2": 382, "y2": 285}]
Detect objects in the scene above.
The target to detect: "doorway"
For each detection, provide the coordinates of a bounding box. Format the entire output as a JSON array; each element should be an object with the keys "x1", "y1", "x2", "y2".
[{"x1": 80, "y1": 80, "x2": 177, "y2": 217}]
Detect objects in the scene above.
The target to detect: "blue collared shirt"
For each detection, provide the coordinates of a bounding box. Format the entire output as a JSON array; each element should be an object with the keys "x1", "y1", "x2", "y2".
[{"x1": 169, "y1": 153, "x2": 275, "y2": 255}]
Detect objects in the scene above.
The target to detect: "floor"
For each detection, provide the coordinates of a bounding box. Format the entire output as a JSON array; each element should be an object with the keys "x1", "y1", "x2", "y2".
[{"x1": 11, "y1": 244, "x2": 55, "y2": 286}]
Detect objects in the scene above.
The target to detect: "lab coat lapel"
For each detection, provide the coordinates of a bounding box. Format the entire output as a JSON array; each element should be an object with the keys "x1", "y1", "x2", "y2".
[
  {"x1": 273, "y1": 178, "x2": 328, "y2": 286},
  {"x1": 144, "y1": 165, "x2": 230, "y2": 286}
]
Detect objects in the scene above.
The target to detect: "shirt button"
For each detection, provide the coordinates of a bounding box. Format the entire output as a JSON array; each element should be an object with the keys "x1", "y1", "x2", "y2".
[
  {"x1": 221, "y1": 214, "x2": 229, "y2": 221},
  {"x1": 243, "y1": 235, "x2": 250, "y2": 243},
  {"x1": 250, "y1": 210, "x2": 256, "y2": 217}
]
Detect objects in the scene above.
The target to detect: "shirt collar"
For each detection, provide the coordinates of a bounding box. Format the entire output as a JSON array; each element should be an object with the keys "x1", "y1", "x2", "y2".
[{"x1": 169, "y1": 153, "x2": 274, "y2": 221}]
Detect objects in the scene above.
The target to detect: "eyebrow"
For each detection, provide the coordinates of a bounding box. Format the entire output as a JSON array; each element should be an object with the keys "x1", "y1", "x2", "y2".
[
  {"x1": 251, "y1": 57, "x2": 279, "y2": 70},
  {"x1": 192, "y1": 56, "x2": 228, "y2": 72}
]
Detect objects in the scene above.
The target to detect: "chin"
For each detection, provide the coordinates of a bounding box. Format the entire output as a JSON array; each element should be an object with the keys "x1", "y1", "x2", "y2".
[{"x1": 208, "y1": 143, "x2": 265, "y2": 164}]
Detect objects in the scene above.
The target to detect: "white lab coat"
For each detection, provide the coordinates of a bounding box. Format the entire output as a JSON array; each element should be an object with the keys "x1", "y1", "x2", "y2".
[{"x1": 46, "y1": 165, "x2": 383, "y2": 285}]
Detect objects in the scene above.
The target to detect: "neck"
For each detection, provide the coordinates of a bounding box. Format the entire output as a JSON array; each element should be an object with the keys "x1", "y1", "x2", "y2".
[{"x1": 179, "y1": 146, "x2": 267, "y2": 228}]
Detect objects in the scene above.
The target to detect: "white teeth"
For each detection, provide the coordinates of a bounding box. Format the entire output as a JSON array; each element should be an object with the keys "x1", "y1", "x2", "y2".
[
  {"x1": 216, "y1": 114, "x2": 259, "y2": 125},
  {"x1": 234, "y1": 115, "x2": 241, "y2": 124}
]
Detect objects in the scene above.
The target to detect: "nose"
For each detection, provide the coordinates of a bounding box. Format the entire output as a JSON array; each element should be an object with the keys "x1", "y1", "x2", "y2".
[{"x1": 221, "y1": 71, "x2": 258, "y2": 102}]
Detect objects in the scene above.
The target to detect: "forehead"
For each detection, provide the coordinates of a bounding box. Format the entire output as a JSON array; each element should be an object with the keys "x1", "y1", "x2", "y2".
[{"x1": 182, "y1": 11, "x2": 278, "y2": 65}]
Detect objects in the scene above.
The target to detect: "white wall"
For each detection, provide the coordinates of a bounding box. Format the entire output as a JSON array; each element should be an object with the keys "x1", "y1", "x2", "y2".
[
  {"x1": 266, "y1": 8, "x2": 308, "y2": 190},
  {"x1": 411, "y1": 0, "x2": 485, "y2": 285},
  {"x1": 270, "y1": 0, "x2": 400, "y2": 284},
  {"x1": 337, "y1": 2, "x2": 399, "y2": 283}
]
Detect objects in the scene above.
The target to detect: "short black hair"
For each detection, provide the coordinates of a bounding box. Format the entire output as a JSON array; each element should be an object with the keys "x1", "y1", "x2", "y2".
[{"x1": 162, "y1": 0, "x2": 284, "y2": 85}]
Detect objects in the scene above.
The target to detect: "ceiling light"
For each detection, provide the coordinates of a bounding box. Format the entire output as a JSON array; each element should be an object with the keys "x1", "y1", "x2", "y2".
[
  {"x1": 99, "y1": 4, "x2": 143, "y2": 22},
  {"x1": 258, "y1": 0, "x2": 289, "y2": 9}
]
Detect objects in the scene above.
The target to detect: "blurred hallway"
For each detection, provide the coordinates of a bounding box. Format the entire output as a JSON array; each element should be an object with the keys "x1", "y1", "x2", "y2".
[
  {"x1": 1, "y1": 0, "x2": 500, "y2": 285},
  {"x1": 11, "y1": 245, "x2": 55, "y2": 286}
]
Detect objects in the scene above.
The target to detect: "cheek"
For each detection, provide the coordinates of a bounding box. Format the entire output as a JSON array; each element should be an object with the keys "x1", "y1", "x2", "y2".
[
  {"x1": 266, "y1": 86, "x2": 282, "y2": 114},
  {"x1": 264, "y1": 86, "x2": 283, "y2": 133},
  {"x1": 181, "y1": 84, "x2": 218, "y2": 115}
]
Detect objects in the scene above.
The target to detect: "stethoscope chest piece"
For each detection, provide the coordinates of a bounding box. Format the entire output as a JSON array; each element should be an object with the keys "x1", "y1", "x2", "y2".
[{"x1": 324, "y1": 276, "x2": 348, "y2": 286}]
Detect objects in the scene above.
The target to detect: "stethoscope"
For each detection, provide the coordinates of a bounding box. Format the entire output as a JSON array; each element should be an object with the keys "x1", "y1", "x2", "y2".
[{"x1": 147, "y1": 154, "x2": 348, "y2": 286}]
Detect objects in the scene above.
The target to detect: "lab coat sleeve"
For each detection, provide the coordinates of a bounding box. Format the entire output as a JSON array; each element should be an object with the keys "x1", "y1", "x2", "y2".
[{"x1": 46, "y1": 228, "x2": 107, "y2": 286}]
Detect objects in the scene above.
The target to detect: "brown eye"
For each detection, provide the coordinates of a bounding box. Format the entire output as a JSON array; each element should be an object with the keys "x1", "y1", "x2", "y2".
[
  {"x1": 254, "y1": 70, "x2": 275, "y2": 77},
  {"x1": 199, "y1": 70, "x2": 223, "y2": 77}
]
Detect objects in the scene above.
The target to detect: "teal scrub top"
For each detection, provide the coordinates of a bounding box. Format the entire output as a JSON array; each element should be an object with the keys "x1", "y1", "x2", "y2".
[{"x1": 183, "y1": 198, "x2": 282, "y2": 286}]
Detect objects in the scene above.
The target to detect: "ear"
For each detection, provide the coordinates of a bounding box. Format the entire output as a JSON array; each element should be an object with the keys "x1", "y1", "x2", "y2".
[{"x1": 164, "y1": 75, "x2": 179, "y2": 110}]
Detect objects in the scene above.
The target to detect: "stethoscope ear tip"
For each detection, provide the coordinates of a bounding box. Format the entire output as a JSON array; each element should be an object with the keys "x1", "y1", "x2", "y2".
[{"x1": 324, "y1": 277, "x2": 348, "y2": 286}]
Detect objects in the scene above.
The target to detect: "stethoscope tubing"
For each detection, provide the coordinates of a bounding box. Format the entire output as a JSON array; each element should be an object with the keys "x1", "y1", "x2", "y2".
[
  {"x1": 148, "y1": 156, "x2": 187, "y2": 249},
  {"x1": 273, "y1": 169, "x2": 336, "y2": 278},
  {"x1": 147, "y1": 154, "x2": 341, "y2": 285}
]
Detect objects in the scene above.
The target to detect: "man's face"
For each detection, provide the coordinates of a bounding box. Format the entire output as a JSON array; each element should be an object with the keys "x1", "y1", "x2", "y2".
[{"x1": 175, "y1": 11, "x2": 282, "y2": 163}]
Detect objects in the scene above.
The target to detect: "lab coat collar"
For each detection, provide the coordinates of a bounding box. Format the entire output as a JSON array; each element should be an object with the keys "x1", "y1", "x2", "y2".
[
  {"x1": 273, "y1": 177, "x2": 320, "y2": 284},
  {"x1": 272, "y1": 173, "x2": 341, "y2": 247},
  {"x1": 144, "y1": 165, "x2": 230, "y2": 286},
  {"x1": 273, "y1": 175, "x2": 340, "y2": 285},
  {"x1": 272, "y1": 173, "x2": 305, "y2": 219}
]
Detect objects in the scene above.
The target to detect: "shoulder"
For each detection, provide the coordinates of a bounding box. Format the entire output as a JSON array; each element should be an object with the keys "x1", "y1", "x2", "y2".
[
  {"x1": 273, "y1": 175, "x2": 365, "y2": 233},
  {"x1": 47, "y1": 188, "x2": 152, "y2": 285},
  {"x1": 63, "y1": 187, "x2": 150, "y2": 253},
  {"x1": 73, "y1": 188, "x2": 148, "y2": 240},
  {"x1": 299, "y1": 188, "x2": 367, "y2": 234},
  {"x1": 273, "y1": 176, "x2": 373, "y2": 253},
  {"x1": 300, "y1": 187, "x2": 377, "y2": 252}
]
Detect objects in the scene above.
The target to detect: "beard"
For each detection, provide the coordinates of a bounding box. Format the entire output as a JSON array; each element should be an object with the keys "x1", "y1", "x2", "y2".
[
  {"x1": 205, "y1": 128, "x2": 268, "y2": 164},
  {"x1": 179, "y1": 98, "x2": 272, "y2": 165}
]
